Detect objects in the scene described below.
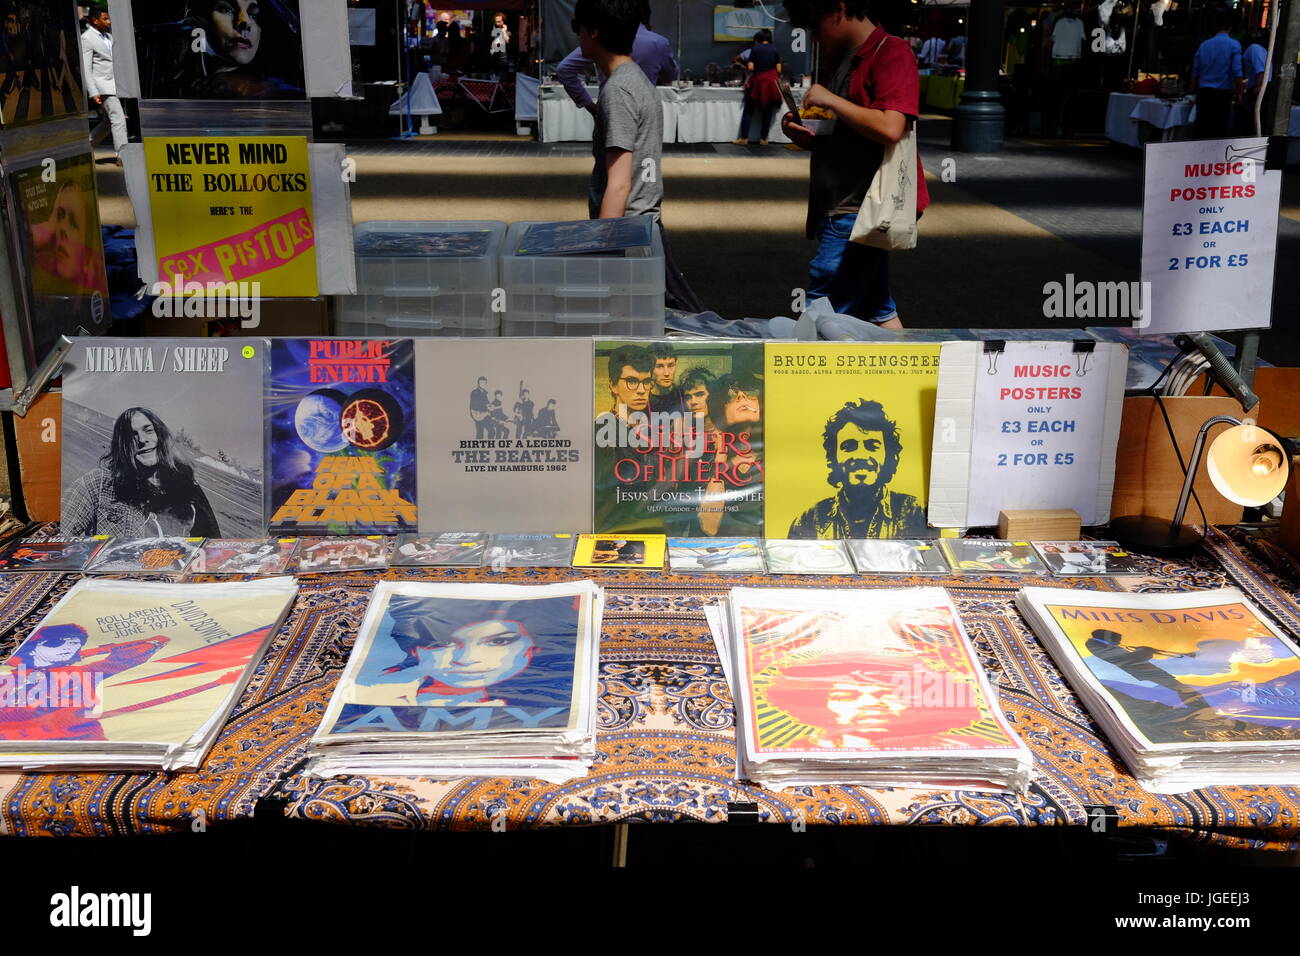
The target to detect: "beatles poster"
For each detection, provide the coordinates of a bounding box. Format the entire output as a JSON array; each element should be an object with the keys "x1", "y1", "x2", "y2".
[
  {"x1": 9, "y1": 152, "x2": 110, "y2": 364},
  {"x1": 267, "y1": 338, "x2": 417, "y2": 535},
  {"x1": 60, "y1": 338, "x2": 266, "y2": 538},
  {"x1": 594, "y1": 339, "x2": 762, "y2": 536},
  {"x1": 144, "y1": 135, "x2": 317, "y2": 296},
  {"x1": 315, "y1": 581, "x2": 597, "y2": 739},
  {"x1": 0, "y1": 0, "x2": 85, "y2": 127},
  {"x1": 0, "y1": 578, "x2": 295, "y2": 752},
  {"x1": 764, "y1": 344, "x2": 939, "y2": 540},
  {"x1": 129, "y1": 0, "x2": 305, "y2": 100},
  {"x1": 415, "y1": 339, "x2": 592, "y2": 534}
]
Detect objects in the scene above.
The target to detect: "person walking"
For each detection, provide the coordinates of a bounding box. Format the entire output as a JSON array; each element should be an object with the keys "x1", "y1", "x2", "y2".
[
  {"x1": 781, "y1": 0, "x2": 929, "y2": 329},
  {"x1": 79, "y1": 3, "x2": 126, "y2": 164}
]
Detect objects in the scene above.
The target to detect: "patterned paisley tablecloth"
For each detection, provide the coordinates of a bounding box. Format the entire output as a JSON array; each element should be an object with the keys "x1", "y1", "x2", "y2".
[{"x1": 2, "y1": 529, "x2": 1298, "y2": 851}]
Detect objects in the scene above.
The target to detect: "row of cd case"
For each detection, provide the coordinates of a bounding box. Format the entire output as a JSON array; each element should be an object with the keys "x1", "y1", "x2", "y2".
[
  {"x1": 0, "y1": 534, "x2": 579, "y2": 577},
  {"x1": 0, "y1": 535, "x2": 1144, "y2": 578}
]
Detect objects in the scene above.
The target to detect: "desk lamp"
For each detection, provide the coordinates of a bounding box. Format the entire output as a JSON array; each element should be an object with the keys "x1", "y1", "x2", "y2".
[{"x1": 1110, "y1": 333, "x2": 1291, "y2": 556}]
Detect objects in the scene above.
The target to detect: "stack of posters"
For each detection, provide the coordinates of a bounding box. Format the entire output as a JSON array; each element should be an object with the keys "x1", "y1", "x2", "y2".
[
  {"x1": 1032, "y1": 541, "x2": 1141, "y2": 576},
  {"x1": 307, "y1": 580, "x2": 604, "y2": 782},
  {"x1": 0, "y1": 577, "x2": 297, "y2": 771},
  {"x1": 0, "y1": 538, "x2": 105, "y2": 573},
  {"x1": 1017, "y1": 587, "x2": 1300, "y2": 793},
  {"x1": 716, "y1": 587, "x2": 1033, "y2": 791}
]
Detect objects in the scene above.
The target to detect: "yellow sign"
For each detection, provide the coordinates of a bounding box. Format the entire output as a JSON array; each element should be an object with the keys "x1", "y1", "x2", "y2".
[
  {"x1": 764, "y1": 343, "x2": 940, "y2": 539},
  {"x1": 144, "y1": 136, "x2": 317, "y2": 296}
]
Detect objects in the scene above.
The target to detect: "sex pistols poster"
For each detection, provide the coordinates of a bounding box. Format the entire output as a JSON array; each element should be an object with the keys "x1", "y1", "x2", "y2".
[
  {"x1": 266, "y1": 338, "x2": 417, "y2": 535},
  {"x1": 144, "y1": 135, "x2": 317, "y2": 296}
]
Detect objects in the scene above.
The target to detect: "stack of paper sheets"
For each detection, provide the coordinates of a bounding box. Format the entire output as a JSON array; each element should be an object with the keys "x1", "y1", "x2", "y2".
[
  {"x1": 0, "y1": 577, "x2": 297, "y2": 771},
  {"x1": 1017, "y1": 586, "x2": 1300, "y2": 793},
  {"x1": 709, "y1": 587, "x2": 1032, "y2": 792},
  {"x1": 308, "y1": 580, "x2": 604, "y2": 783}
]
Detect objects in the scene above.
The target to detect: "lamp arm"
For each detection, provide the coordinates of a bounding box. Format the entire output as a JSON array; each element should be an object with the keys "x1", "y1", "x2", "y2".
[{"x1": 1170, "y1": 415, "x2": 1242, "y2": 530}]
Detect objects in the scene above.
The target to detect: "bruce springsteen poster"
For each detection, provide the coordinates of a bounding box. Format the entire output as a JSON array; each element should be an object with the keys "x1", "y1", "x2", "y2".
[
  {"x1": 266, "y1": 338, "x2": 417, "y2": 535},
  {"x1": 764, "y1": 343, "x2": 939, "y2": 540},
  {"x1": 415, "y1": 339, "x2": 592, "y2": 533}
]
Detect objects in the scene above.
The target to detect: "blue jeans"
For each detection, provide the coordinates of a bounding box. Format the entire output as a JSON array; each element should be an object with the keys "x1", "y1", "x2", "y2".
[
  {"x1": 738, "y1": 97, "x2": 776, "y2": 142},
  {"x1": 807, "y1": 213, "x2": 898, "y2": 323}
]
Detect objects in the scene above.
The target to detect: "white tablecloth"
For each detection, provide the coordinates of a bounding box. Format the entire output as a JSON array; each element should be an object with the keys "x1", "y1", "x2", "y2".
[
  {"x1": 1105, "y1": 93, "x2": 1197, "y2": 147},
  {"x1": 540, "y1": 83, "x2": 799, "y2": 144},
  {"x1": 1130, "y1": 95, "x2": 1196, "y2": 130},
  {"x1": 1104, "y1": 92, "x2": 1145, "y2": 147}
]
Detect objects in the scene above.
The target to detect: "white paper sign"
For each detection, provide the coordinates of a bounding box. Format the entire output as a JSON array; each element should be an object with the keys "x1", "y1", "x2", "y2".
[
  {"x1": 929, "y1": 340, "x2": 1128, "y2": 528},
  {"x1": 1140, "y1": 137, "x2": 1281, "y2": 335}
]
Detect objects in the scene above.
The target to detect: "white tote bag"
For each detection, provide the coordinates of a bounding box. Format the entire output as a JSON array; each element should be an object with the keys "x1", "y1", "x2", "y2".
[{"x1": 851, "y1": 123, "x2": 918, "y2": 250}]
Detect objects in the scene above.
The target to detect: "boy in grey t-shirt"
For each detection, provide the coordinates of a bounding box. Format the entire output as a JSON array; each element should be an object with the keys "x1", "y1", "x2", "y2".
[{"x1": 573, "y1": 0, "x2": 662, "y2": 219}]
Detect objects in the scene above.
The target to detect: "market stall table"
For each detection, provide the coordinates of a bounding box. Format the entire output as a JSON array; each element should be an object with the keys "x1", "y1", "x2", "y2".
[
  {"x1": 924, "y1": 73, "x2": 965, "y2": 110},
  {"x1": 1105, "y1": 93, "x2": 1197, "y2": 146},
  {"x1": 1, "y1": 528, "x2": 1297, "y2": 850},
  {"x1": 539, "y1": 83, "x2": 798, "y2": 144}
]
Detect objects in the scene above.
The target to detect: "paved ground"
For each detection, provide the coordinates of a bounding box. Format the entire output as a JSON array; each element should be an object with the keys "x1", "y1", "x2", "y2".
[{"x1": 94, "y1": 118, "x2": 1298, "y2": 364}]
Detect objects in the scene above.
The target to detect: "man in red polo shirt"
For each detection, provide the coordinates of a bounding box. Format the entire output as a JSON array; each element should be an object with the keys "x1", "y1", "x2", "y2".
[{"x1": 782, "y1": 0, "x2": 930, "y2": 329}]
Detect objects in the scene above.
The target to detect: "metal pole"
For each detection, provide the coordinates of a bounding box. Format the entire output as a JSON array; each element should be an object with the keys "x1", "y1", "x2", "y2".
[
  {"x1": 951, "y1": 0, "x2": 1006, "y2": 152},
  {"x1": 1270, "y1": 0, "x2": 1299, "y2": 136}
]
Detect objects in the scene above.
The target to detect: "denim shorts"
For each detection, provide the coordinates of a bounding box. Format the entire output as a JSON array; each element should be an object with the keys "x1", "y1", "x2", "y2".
[{"x1": 807, "y1": 213, "x2": 898, "y2": 324}]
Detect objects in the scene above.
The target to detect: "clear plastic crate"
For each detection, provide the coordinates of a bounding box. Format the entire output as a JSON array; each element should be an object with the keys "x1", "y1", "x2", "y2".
[
  {"x1": 352, "y1": 220, "x2": 505, "y2": 296},
  {"x1": 333, "y1": 293, "x2": 499, "y2": 336},
  {"x1": 500, "y1": 220, "x2": 665, "y2": 337}
]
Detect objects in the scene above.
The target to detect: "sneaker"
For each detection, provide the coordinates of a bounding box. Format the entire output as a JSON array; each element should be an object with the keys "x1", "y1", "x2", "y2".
[
  {"x1": 732, "y1": 138, "x2": 747, "y2": 145},
  {"x1": 758, "y1": 139, "x2": 768, "y2": 145}
]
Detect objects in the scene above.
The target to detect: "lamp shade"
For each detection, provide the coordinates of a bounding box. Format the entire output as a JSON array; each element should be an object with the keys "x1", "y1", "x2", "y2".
[{"x1": 1205, "y1": 425, "x2": 1290, "y2": 507}]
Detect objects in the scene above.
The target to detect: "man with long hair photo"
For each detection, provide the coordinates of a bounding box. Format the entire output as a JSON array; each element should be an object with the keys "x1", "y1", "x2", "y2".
[
  {"x1": 788, "y1": 398, "x2": 927, "y2": 539},
  {"x1": 61, "y1": 406, "x2": 220, "y2": 537}
]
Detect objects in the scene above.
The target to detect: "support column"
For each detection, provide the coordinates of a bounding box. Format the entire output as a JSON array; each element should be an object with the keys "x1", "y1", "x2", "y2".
[{"x1": 951, "y1": 0, "x2": 1006, "y2": 153}]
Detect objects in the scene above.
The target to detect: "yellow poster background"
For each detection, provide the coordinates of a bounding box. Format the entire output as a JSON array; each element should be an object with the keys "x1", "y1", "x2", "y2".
[
  {"x1": 763, "y1": 343, "x2": 939, "y2": 537},
  {"x1": 2, "y1": 588, "x2": 291, "y2": 744},
  {"x1": 145, "y1": 136, "x2": 317, "y2": 296}
]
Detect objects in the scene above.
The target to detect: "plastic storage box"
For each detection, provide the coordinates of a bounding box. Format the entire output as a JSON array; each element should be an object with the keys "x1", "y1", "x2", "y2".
[
  {"x1": 334, "y1": 220, "x2": 507, "y2": 337},
  {"x1": 500, "y1": 219, "x2": 665, "y2": 337}
]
